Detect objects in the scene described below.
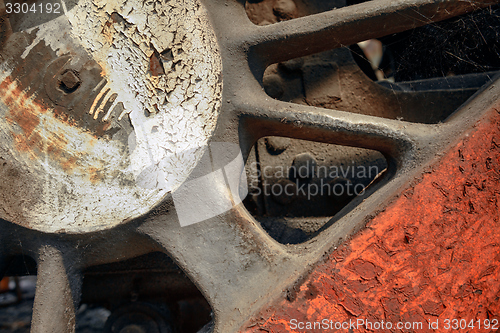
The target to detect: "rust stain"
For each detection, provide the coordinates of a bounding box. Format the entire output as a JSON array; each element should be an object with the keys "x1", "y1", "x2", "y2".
[
  {"x1": 149, "y1": 51, "x2": 165, "y2": 76},
  {"x1": 243, "y1": 106, "x2": 500, "y2": 332},
  {"x1": 12, "y1": 132, "x2": 44, "y2": 156},
  {"x1": 1, "y1": 78, "x2": 43, "y2": 137},
  {"x1": 52, "y1": 105, "x2": 74, "y2": 125},
  {"x1": 60, "y1": 155, "x2": 78, "y2": 173},
  {"x1": 1, "y1": 77, "x2": 55, "y2": 160},
  {"x1": 87, "y1": 167, "x2": 104, "y2": 184},
  {"x1": 100, "y1": 18, "x2": 116, "y2": 49},
  {"x1": 1, "y1": 77, "x2": 101, "y2": 182}
]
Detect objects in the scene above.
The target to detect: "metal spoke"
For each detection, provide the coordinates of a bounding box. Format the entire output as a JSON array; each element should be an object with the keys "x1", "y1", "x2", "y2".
[
  {"x1": 31, "y1": 245, "x2": 82, "y2": 333},
  {"x1": 247, "y1": 0, "x2": 499, "y2": 65},
  {"x1": 235, "y1": 93, "x2": 436, "y2": 164},
  {"x1": 137, "y1": 198, "x2": 309, "y2": 333},
  {"x1": 137, "y1": 73, "x2": 500, "y2": 333}
]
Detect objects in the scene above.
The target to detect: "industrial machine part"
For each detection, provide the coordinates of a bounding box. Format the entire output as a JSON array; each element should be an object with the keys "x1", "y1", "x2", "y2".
[{"x1": 0, "y1": 0, "x2": 499, "y2": 332}]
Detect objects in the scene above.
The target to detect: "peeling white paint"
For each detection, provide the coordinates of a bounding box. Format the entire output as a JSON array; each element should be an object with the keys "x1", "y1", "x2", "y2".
[{"x1": 1, "y1": 0, "x2": 223, "y2": 232}]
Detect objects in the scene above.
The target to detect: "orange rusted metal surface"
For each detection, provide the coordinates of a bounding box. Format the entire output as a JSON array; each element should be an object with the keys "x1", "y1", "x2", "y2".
[
  {"x1": 0, "y1": 76, "x2": 95, "y2": 174},
  {"x1": 243, "y1": 107, "x2": 500, "y2": 332}
]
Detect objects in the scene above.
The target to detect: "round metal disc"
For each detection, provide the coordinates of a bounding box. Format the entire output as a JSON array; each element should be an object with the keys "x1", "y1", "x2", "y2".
[{"x1": 0, "y1": 0, "x2": 222, "y2": 233}]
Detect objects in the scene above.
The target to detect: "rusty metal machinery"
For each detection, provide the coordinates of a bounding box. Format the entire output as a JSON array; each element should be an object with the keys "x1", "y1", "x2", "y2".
[{"x1": 1, "y1": 0, "x2": 500, "y2": 332}]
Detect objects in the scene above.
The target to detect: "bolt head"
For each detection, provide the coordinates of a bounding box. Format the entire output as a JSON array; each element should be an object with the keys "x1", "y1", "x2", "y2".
[
  {"x1": 291, "y1": 153, "x2": 317, "y2": 180},
  {"x1": 265, "y1": 136, "x2": 291, "y2": 154},
  {"x1": 60, "y1": 70, "x2": 80, "y2": 91}
]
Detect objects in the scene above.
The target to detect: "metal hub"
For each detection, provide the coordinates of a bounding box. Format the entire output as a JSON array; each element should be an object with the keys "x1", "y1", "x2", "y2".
[{"x1": 0, "y1": 0, "x2": 222, "y2": 233}]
